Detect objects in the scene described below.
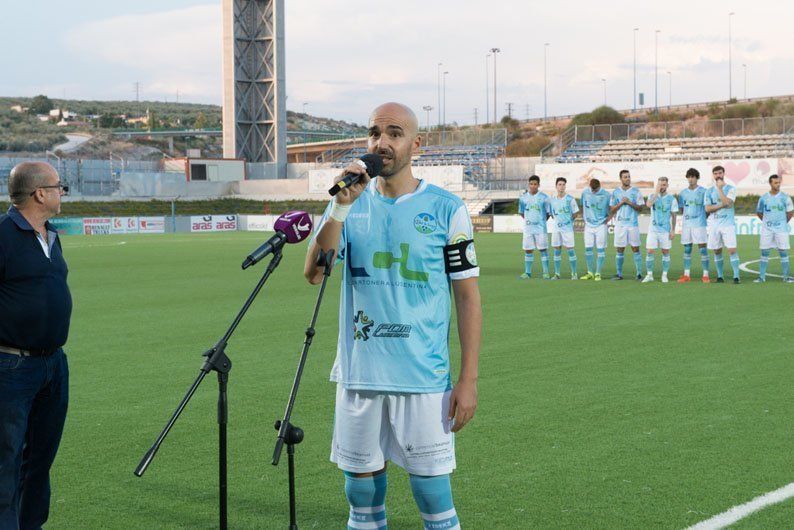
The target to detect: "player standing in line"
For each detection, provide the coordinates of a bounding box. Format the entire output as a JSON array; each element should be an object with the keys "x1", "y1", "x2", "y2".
[
  {"x1": 705, "y1": 165, "x2": 741, "y2": 283},
  {"x1": 676, "y1": 168, "x2": 711, "y2": 283},
  {"x1": 579, "y1": 178, "x2": 611, "y2": 281},
  {"x1": 754, "y1": 174, "x2": 794, "y2": 283},
  {"x1": 548, "y1": 177, "x2": 580, "y2": 280},
  {"x1": 518, "y1": 175, "x2": 551, "y2": 279},
  {"x1": 305, "y1": 103, "x2": 481, "y2": 529},
  {"x1": 642, "y1": 177, "x2": 678, "y2": 283},
  {"x1": 609, "y1": 170, "x2": 645, "y2": 280}
]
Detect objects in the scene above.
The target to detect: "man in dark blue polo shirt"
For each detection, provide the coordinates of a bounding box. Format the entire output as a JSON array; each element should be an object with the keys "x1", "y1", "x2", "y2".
[{"x1": 0, "y1": 161, "x2": 71, "y2": 530}]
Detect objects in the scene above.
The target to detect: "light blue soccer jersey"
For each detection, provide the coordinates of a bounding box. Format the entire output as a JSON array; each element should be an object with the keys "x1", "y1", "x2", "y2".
[
  {"x1": 315, "y1": 179, "x2": 479, "y2": 393},
  {"x1": 548, "y1": 194, "x2": 579, "y2": 232},
  {"x1": 610, "y1": 187, "x2": 645, "y2": 227},
  {"x1": 581, "y1": 188, "x2": 611, "y2": 227},
  {"x1": 705, "y1": 184, "x2": 737, "y2": 228},
  {"x1": 757, "y1": 192, "x2": 794, "y2": 233},
  {"x1": 677, "y1": 186, "x2": 708, "y2": 228},
  {"x1": 518, "y1": 191, "x2": 550, "y2": 234},
  {"x1": 648, "y1": 193, "x2": 679, "y2": 233}
]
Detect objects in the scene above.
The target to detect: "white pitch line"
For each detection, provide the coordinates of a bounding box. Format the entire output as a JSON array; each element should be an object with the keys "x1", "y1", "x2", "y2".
[
  {"x1": 739, "y1": 257, "x2": 783, "y2": 279},
  {"x1": 686, "y1": 482, "x2": 794, "y2": 530}
]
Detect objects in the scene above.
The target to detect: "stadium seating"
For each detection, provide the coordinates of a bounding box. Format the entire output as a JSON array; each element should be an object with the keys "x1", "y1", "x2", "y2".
[{"x1": 556, "y1": 133, "x2": 794, "y2": 163}]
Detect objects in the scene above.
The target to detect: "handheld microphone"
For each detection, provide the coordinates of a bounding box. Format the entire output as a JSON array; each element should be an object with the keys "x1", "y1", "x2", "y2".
[
  {"x1": 241, "y1": 211, "x2": 313, "y2": 269},
  {"x1": 328, "y1": 153, "x2": 384, "y2": 196}
]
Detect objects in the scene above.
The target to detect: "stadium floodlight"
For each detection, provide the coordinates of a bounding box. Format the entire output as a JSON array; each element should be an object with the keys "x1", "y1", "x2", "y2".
[
  {"x1": 437, "y1": 62, "x2": 443, "y2": 129},
  {"x1": 633, "y1": 28, "x2": 639, "y2": 111},
  {"x1": 443, "y1": 71, "x2": 449, "y2": 129},
  {"x1": 667, "y1": 71, "x2": 672, "y2": 109},
  {"x1": 601, "y1": 78, "x2": 607, "y2": 106},
  {"x1": 490, "y1": 47, "x2": 500, "y2": 124},
  {"x1": 729, "y1": 12, "x2": 735, "y2": 100},
  {"x1": 742, "y1": 64, "x2": 747, "y2": 99},
  {"x1": 485, "y1": 54, "x2": 491, "y2": 125},
  {"x1": 422, "y1": 105, "x2": 433, "y2": 133},
  {"x1": 543, "y1": 43, "x2": 550, "y2": 121},
  {"x1": 654, "y1": 30, "x2": 661, "y2": 113}
]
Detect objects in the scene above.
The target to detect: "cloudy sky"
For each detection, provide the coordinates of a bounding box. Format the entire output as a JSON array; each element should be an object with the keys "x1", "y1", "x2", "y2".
[{"x1": 2, "y1": 1, "x2": 792, "y2": 125}]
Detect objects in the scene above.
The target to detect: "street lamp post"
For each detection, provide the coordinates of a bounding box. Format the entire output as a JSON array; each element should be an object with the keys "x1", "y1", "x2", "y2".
[
  {"x1": 544, "y1": 43, "x2": 550, "y2": 121},
  {"x1": 729, "y1": 12, "x2": 735, "y2": 100},
  {"x1": 667, "y1": 71, "x2": 672, "y2": 109},
  {"x1": 601, "y1": 78, "x2": 607, "y2": 106},
  {"x1": 742, "y1": 63, "x2": 747, "y2": 99},
  {"x1": 654, "y1": 29, "x2": 660, "y2": 113},
  {"x1": 490, "y1": 48, "x2": 500, "y2": 124},
  {"x1": 633, "y1": 28, "x2": 639, "y2": 111},
  {"x1": 485, "y1": 54, "x2": 491, "y2": 125},
  {"x1": 442, "y1": 71, "x2": 449, "y2": 129},
  {"x1": 437, "y1": 62, "x2": 442, "y2": 129},
  {"x1": 422, "y1": 105, "x2": 433, "y2": 133}
]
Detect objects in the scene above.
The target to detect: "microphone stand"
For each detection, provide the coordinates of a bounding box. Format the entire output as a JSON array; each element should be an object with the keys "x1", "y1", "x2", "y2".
[
  {"x1": 272, "y1": 249, "x2": 335, "y2": 530},
  {"x1": 134, "y1": 248, "x2": 284, "y2": 530}
]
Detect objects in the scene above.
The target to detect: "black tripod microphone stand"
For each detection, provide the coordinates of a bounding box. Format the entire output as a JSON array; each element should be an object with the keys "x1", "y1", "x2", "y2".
[
  {"x1": 134, "y1": 249, "x2": 284, "y2": 530},
  {"x1": 272, "y1": 249, "x2": 335, "y2": 530}
]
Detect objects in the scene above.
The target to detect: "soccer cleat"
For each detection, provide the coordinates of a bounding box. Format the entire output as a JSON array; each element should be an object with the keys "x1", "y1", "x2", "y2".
[
  {"x1": 550, "y1": 274, "x2": 560, "y2": 280},
  {"x1": 642, "y1": 275, "x2": 654, "y2": 283},
  {"x1": 784, "y1": 277, "x2": 794, "y2": 283},
  {"x1": 677, "y1": 275, "x2": 691, "y2": 283},
  {"x1": 612, "y1": 275, "x2": 623, "y2": 281},
  {"x1": 753, "y1": 278, "x2": 765, "y2": 283},
  {"x1": 594, "y1": 273, "x2": 602, "y2": 281},
  {"x1": 716, "y1": 277, "x2": 725, "y2": 283},
  {"x1": 542, "y1": 273, "x2": 551, "y2": 280},
  {"x1": 661, "y1": 274, "x2": 669, "y2": 283},
  {"x1": 733, "y1": 277, "x2": 740, "y2": 284},
  {"x1": 519, "y1": 273, "x2": 531, "y2": 279},
  {"x1": 571, "y1": 275, "x2": 578, "y2": 280},
  {"x1": 701, "y1": 276, "x2": 710, "y2": 283},
  {"x1": 636, "y1": 274, "x2": 643, "y2": 281},
  {"x1": 580, "y1": 272, "x2": 595, "y2": 280}
]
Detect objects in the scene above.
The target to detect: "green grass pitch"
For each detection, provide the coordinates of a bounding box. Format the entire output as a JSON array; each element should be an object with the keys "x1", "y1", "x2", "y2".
[{"x1": 47, "y1": 232, "x2": 794, "y2": 529}]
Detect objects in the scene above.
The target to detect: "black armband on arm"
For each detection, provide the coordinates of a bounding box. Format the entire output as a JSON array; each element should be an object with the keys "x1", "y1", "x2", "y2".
[{"x1": 444, "y1": 239, "x2": 478, "y2": 274}]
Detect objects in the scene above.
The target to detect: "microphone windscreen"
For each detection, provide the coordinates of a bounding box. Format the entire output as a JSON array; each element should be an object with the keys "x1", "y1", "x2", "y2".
[
  {"x1": 359, "y1": 153, "x2": 384, "y2": 177},
  {"x1": 274, "y1": 211, "x2": 313, "y2": 243}
]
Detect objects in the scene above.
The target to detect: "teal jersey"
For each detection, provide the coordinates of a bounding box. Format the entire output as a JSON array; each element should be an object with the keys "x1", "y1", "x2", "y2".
[
  {"x1": 609, "y1": 187, "x2": 645, "y2": 227},
  {"x1": 757, "y1": 192, "x2": 794, "y2": 233},
  {"x1": 677, "y1": 186, "x2": 708, "y2": 228},
  {"x1": 315, "y1": 179, "x2": 479, "y2": 393},
  {"x1": 705, "y1": 184, "x2": 737, "y2": 228},
  {"x1": 648, "y1": 193, "x2": 679, "y2": 233},
  {"x1": 548, "y1": 194, "x2": 579, "y2": 232},
  {"x1": 581, "y1": 188, "x2": 611, "y2": 227},
  {"x1": 518, "y1": 191, "x2": 550, "y2": 234}
]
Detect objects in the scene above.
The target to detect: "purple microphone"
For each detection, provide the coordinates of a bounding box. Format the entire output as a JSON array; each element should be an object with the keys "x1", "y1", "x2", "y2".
[{"x1": 242, "y1": 211, "x2": 313, "y2": 269}]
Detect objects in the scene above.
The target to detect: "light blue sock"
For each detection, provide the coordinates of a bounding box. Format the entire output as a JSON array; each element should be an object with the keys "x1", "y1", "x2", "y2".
[
  {"x1": 409, "y1": 474, "x2": 459, "y2": 530},
  {"x1": 633, "y1": 251, "x2": 642, "y2": 276},
  {"x1": 700, "y1": 247, "x2": 710, "y2": 276},
  {"x1": 344, "y1": 472, "x2": 387, "y2": 530},
  {"x1": 662, "y1": 254, "x2": 670, "y2": 274},
  {"x1": 683, "y1": 244, "x2": 693, "y2": 273},
  {"x1": 553, "y1": 248, "x2": 562, "y2": 275},
  {"x1": 730, "y1": 253, "x2": 740, "y2": 279},
  {"x1": 585, "y1": 247, "x2": 595, "y2": 273},
  {"x1": 781, "y1": 250, "x2": 790, "y2": 279},
  {"x1": 715, "y1": 253, "x2": 724, "y2": 278},
  {"x1": 759, "y1": 249, "x2": 770, "y2": 280},
  {"x1": 596, "y1": 249, "x2": 605, "y2": 274},
  {"x1": 567, "y1": 248, "x2": 578, "y2": 276},
  {"x1": 646, "y1": 253, "x2": 655, "y2": 275},
  {"x1": 616, "y1": 251, "x2": 625, "y2": 276},
  {"x1": 524, "y1": 253, "x2": 534, "y2": 275},
  {"x1": 540, "y1": 249, "x2": 549, "y2": 275}
]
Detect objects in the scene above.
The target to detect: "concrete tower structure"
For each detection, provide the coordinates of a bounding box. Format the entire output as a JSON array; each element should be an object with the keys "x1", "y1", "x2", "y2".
[{"x1": 222, "y1": 0, "x2": 286, "y2": 177}]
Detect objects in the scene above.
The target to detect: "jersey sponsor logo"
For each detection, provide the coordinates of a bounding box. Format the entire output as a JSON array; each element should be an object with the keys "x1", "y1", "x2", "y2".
[
  {"x1": 373, "y1": 243, "x2": 429, "y2": 281},
  {"x1": 413, "y1": 213, "x2": 437, "y2": 234},
  {"x1": 353, "y1": 310, "x2": 374, "y2": 341},
  {"x1": 373, "y1": 323, "x2": 412, "y2": 338}
]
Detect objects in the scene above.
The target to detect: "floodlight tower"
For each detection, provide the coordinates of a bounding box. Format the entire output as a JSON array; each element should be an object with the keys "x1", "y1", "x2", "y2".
[{"x1": 222, "y1": 0, "x2": 287, "y2": 177}]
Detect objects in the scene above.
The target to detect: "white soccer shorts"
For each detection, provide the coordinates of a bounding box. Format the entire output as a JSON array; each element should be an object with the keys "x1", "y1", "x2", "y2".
[
  {"x1": 646, "y1": 231, "x2": 672, "y2": 250},
  {"x1": 584, "y1": 224, "x2": 607, "y2": 249},
  {"x1": 551, "y1": 230, "x2": 575, "y2": 248},
  {"x1": 614, "y1": 225, "x2": 641, "y2": 248},
  {"x1": 681, "y1": 225, "x2": 708, "y2": 245},
  {"x1": 707, "y1": 225, "x2": 737, "y2": 250},
  {"x1": 522, "y1": 231, "x2": 548, "y2": 251},
  {"x1": 760, "y1": 228, "x2": 791, "y2": 250},
  {"x1": 331, "y1": 384, "x2": 456, "y2": 476}
]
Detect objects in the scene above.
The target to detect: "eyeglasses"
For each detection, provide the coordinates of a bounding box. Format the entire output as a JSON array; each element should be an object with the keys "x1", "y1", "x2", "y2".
[{"x1": 30, "y1": 183, "x2": 69, "y2": 196}]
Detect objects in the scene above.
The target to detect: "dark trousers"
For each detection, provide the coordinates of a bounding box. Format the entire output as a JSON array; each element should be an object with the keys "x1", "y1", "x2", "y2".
[{"x1": 0, "y1": 349, "x2": 68, "y2": 530}]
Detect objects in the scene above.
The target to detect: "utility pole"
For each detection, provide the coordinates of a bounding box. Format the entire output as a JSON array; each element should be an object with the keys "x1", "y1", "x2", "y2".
[
  {"x1": 525, "y1": 104, "x2": 531, "y2": 120},
  {"x1": 505, "y1": 102, "x2": 513, "y2": 119},
  {"x1": 437, "y1": 62, "x2": 443, "y2": 129},
  {"x1": 134, "y1": 81, "x2": 141, "y2": 117},
  {"x1": 654, "y1": 30, "x2": 660, "y2": 113},
  {"x1": 728, "y1": 12, "x2": 735, "y2": 100},
  {"x1": 474, "y1": 108, "x2": 478, "y2": 126},
  {"x1": 176, "y1": 88, "x2": 180, "y2": 104},
  {"x1": 633, "y1": 28, "x2": 639, "y2": 111}
]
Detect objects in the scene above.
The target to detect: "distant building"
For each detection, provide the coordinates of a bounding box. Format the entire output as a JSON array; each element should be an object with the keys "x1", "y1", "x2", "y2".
[{"x1": 10, "y1": 105, "x2": 28, "y2": 113}]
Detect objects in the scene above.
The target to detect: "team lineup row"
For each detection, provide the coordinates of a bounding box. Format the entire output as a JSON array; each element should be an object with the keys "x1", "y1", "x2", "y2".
[{"x1": 517, "y1": 166, "x2": 794, "y2": 284}]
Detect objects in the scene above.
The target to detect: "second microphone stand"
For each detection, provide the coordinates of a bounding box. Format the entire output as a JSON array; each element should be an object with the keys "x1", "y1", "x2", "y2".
[{"x1": 272, "y1": 249, "x2": 335, "y2": 530}]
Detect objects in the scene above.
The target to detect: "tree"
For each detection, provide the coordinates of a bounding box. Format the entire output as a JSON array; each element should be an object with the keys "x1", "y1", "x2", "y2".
[
  {"x1": 194, "y1": 112, "x2": 208, "y2": 129},
  {"x1": 28, "y1": 95, "x2": 54, "y2": 115}
]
